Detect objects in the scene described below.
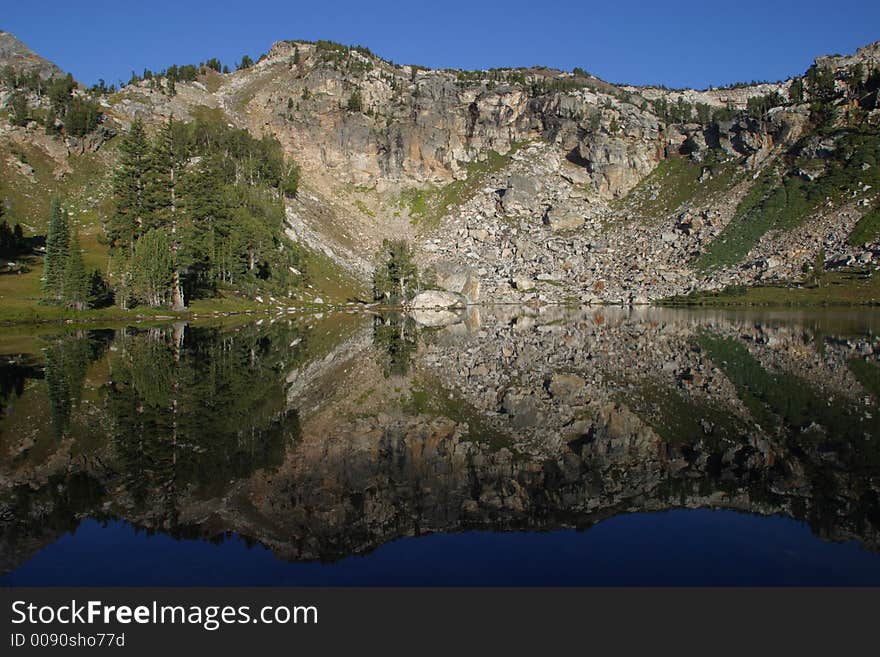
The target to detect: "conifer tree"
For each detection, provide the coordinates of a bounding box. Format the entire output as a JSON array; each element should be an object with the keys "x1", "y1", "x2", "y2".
[
  {"x1": 131, "y1": 228, "x2": 173, "y2": 307},
  {"x1": 146, "y1": 117, "x2": 186, "y2": 309},
  {"x1": 10, "y1": 91, "x2": 29, "y2": 126},
  {"x1": 181, "y1": 153, "x2": 229, "y2": 286},
  {"x1": 110, "y1": 118, "x2": 149, "y2": 253},
  {"x1": 42, "y1": 198, "x2": 70, "y2": 301},
  {"x1": 62, "y1": 225, "x2": 89, "y2": 310},
  {"x1": 789, "y1": 78, "x2": 805, "y2": 104},
  {"x1": 372, "y1": 239, "x2": 419, "y2": 303}
]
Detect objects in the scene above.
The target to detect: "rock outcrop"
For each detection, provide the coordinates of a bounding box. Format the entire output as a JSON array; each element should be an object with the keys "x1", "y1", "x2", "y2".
[{"x1": 0, "y1": 30, "x2": 64, "y2": 80}]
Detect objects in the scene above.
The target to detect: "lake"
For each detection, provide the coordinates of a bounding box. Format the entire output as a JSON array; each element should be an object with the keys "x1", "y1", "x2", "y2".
[{"x1": 1, "y1": 306, "x2": 879, "y2": 586}]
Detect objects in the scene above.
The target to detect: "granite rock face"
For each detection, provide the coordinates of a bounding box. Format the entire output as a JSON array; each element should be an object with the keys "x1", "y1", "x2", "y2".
[
  {"x1": 4, "y1": 34, "x2": 879, "y2": 304},
  {"x1": 0, "y1": 30, "x2": 64, "y2": 79}
]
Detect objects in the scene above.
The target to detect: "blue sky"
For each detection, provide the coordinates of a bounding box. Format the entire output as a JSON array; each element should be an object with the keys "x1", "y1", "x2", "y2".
[{"x1": 3, "y1": 1, "x2": 879, "y2": 89}]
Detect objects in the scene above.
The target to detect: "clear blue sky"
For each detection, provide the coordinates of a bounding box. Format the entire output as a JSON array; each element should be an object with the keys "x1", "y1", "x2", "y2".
[{"x1": 3, "y1": 1, "x2": 879, "y2": 89}]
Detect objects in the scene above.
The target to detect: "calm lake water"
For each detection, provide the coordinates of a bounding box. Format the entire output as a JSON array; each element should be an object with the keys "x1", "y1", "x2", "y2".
[{"x1": 1, "y1": 306, "x2": 879, "y2": 586}]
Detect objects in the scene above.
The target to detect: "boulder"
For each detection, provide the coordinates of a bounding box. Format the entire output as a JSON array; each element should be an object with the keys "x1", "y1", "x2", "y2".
[
  {"x1": 511, "y1": 274, "x2": 536, "y2": 292},
  {"x1": 412, "y1": 308, "x2": 463, "y2": 327},
  {"x1": 501, "y1": 390, "x2": 540, "y2": 428},
  {"x1": 410, "y1": 290, "x2": 466, "y2": 309},
  {"x1": 547, "y1": 373, "x2": 586, "y2": 401},
  {"x1": 432, "y1": 262, "x2": 481, "y2": 302},
  {"x1": 544, "y1": 207, "x2": 585, "y2": 232},
  {"x1": 501, "y1": 174, "x2": 543, "y2": 215}
]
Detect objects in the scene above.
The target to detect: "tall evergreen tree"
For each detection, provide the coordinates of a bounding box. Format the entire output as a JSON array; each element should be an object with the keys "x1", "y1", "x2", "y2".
[
  {"x1": 789, "y1": 78, "x2": 805, "y2": 104},
  {"x1": 372, "y1": 239, "x2": 419, "y2": 303},
  {"x1": 42, "y1": 199, "x2": 70, "y2": 301},
  {"x1": 131, "y1": 228, "x2": 173, "y2": 307},
  {"x1": 109, "y1": 118, "x2": 149, "y2": 253},
  {"x1": 181, "y1": 153, "x2": 229, "y2": 287},
  {"x1": 10, "y1": 91, "x2": 29, "y2": 126},
  {"x1": 61, "y1": 225, "x2": 89, "y2": 310},
  {"x1": 146, "y1": 117, "x2": 186, "y2": 309}
]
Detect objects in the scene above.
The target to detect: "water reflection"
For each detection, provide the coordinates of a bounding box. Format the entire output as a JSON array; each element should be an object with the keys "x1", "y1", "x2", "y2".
[{"x1": 1, "y1": 307, "x2": 879, "y2": 580}]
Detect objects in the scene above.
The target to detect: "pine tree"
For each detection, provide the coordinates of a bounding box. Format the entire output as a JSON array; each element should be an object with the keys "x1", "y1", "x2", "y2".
[
  {"x1": 110, "y1": 118, "x2": 149, "y2": 253},
  {"x1": 42, "y1": 198, "x2": 70, "y2": 301},
  {"x1": 789, "y1": 78, "x2": 805, "y2": 104},
  {"x1": 62, "y1": 225, "x2": 89, "y2": 310},
  {"x1": 108, "y1": 119, "x2": 150, "y2": 309},
  {"x1": 131, "y1": 228, "x2": 173, "y2": 307},
  {"x1": 372, "y1": 239, "x2": 419, "y2": 303},
  {"x1": 10, "y1": 91, "x2": 29, "y2": 126},
  {"x1": 181, "y1": 153, "x2": 229, "y2": 286},
  {"x1": 347, "y1": 90, "x2": 363, "y2": 112},
  {"x1": 145, "y1": 117, "x2": 186, "y2": 309}
]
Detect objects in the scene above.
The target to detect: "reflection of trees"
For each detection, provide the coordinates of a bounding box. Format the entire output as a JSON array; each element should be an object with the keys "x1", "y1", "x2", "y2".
[
  {"x1": 372, "y1": 314, "x2": 419, "y2": 377},
  {"x1": 105, "y1": 324, "x2": 301, "y2": 520},
  {"x1": 696, "y1": 332, "x2": 880, "y2": 540},
  {"x1": 0, "y1": 357, "x2": 42, "y2": 420},
  {"x1": 42, "y1": 331, "x2": 112, "y2": 439}
]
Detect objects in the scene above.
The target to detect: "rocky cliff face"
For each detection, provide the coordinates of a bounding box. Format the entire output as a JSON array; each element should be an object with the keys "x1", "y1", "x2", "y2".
[
  {"x1": 106, "y1": 38, "x2": 880, "y2": 303},
  {"x1": 0, "y1": 30, "x2": 63, "y2": 80},
  {"x1": 3, "y1": 34, "x2": 880, "y2": 304}
]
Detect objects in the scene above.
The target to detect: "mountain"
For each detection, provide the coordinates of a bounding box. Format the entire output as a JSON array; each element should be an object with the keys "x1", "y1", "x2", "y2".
[
  {"x1": 0, "y1": 30, "x2": 63, "y2": 79},
  {"x1": 1, "y1": 34, "x2": 879, "y2": 312}
]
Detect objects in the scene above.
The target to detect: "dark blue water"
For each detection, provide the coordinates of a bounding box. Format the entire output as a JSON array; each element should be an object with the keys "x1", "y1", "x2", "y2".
[{"x1": 4, "y1": 509, "x2": 880, "y2": 586}]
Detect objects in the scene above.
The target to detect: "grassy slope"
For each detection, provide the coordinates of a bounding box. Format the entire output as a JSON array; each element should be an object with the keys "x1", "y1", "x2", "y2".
[
  {"x1": 613, "y1": 155, "x2": 745, "y2": 226},
  {"x1": 694, "y1": 131, "x2": 880, "y2": 272},
  {"x1": 1, "y1": 136, "x2": 115, "y2": 321},
  {"x1": 663, "y1": 269, "x2": 880, "y2": 307},
  {"x1": 848, "y1": 203, "x2": 880, "y2": 246}
]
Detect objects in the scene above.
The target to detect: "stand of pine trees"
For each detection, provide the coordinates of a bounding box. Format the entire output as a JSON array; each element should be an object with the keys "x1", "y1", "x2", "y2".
[
  {"x1": 108, "y1": 113, "x2": 303, "y2": 309},
  {"x1": 41, "y1": 199, "x2": 95, "y2": 310}
]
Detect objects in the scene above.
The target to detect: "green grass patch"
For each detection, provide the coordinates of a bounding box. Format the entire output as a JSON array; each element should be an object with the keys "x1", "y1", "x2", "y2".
[
  {"x1": 696, "y1": 131, "x2": 880, "y2": 272},
  {"x1": 613, "y1": 155, "x2": 744, "y2": 225},
  {"x1": 847, "y1": 204, "x2": 880, "y2": 247},
  {"x1": 619, "y1": 379, "x2": 748, "y2": 446},
  {"x1": 848, "y1": 358, "x2": 880, "y2": 399},
  {"x1": 298, "y1": 246, "x2": 367, "y2": 302},
  {"x1": 697, "y1": 331, "x2": 880, "y2": 468},
  {"x1": 353, "y1": 199, "x2": 375, "y2": 217},
  {"x1": 405, "y1": 375, "x2": 514, "y2": 451},
  {"x1": 663, "y1": 269, "x2": 880, "y2": 307}
]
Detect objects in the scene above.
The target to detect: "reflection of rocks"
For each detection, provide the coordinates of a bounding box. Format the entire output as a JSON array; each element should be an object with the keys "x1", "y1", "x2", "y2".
[
  {"x1": 411, "y1": 308, "x2": 463, "y2": 327},
  {"x1": 1, "y1": 307, "x2": 880, "y2": 571},
  {"x1": 501, "y1": 389, "x2": 542, "y2": 428}
]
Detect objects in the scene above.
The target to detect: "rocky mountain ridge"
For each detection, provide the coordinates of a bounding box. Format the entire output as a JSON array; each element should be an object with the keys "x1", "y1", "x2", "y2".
[
  {"x1": 2, "y1": 32, "x2": 880, "y2": 305},
  {"x1": 0, "y1": 30, "x2": 62, "y2": 80}
]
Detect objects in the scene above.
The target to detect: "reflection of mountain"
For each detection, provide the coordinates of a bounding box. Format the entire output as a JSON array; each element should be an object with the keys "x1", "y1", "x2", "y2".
[{"x1": 1, "y1": 308, "x2": 879, "y2": 574}]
